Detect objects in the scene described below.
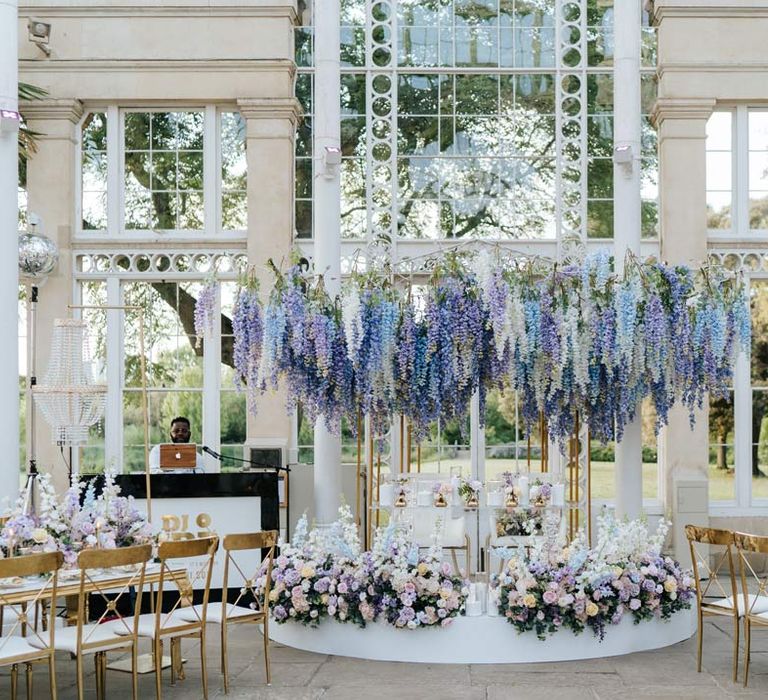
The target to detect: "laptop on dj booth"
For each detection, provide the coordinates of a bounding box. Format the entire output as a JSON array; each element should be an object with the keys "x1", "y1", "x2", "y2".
[{"x1": 159, "y1": 443, "x2": 198, "y2": 470}]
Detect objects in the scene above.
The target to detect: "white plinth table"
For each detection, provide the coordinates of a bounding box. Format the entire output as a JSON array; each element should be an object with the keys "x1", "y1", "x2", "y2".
[{"x1": 270, "y1": 610, "x2": 696, "y2": 664}]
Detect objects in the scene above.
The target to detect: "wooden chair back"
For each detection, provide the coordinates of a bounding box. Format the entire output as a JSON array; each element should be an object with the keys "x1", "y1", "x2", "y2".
[
  {"x1": 155, "y1": 536, "x2": 218, "y2": 633},
  {"x1": 0, "y1": 551, "x2": 63, "y2": 659},
  {"x1": 685, "y1": 525, "x2": 738, "y2": 613},
  {"x1": 75, "y1": 544, "x2": 153, "y2": 651},
  {"x1": 734, "y1": 532, "x2": 768, "y2": 619},
  {"x1": 221, "y1": 531, "x2": 277, "y2": 621}
]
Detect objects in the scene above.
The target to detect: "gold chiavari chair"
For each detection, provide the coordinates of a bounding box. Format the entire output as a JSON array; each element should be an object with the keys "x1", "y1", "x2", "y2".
[
  {"x1": 684, "y1": 524, "x2": 758, "y2": 682},
  {"x1": 113, "y1": 536, "x2": 218, "y2": 700},
  {"x1": 733, "y1": 532, "x2": 768, "y2": 687},
  {"x1": 177, "y1": 531, "x2": 277, "y2": 692},
  {"x1": 0, "y1": 551, "x2": 63, "y2": 700},
  {"x1": 31, "y1": 545, "x2": 153, "y2": 700}
]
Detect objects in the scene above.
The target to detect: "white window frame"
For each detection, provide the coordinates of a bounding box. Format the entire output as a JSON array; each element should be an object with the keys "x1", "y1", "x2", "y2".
[
  {"x1": 707, "y1": 105, "x2": 768, "y2": 243},
  {"x1": 72, "y1": 255, "x2": 245, "y2": 473},
  {"x1": 74, "y1": 106, "x2": 247, "y2": 243},
  {"x1": 710, "y1": 272, "x2": 768, "y2": 516}
]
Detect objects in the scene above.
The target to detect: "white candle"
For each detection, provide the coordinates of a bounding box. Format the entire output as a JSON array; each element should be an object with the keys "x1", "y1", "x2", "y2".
[
  {"x1": 475, "y1": 582, "x2": 488, "y2": 612},
  {"x1": 487, "y1": 490, "x2": 503, "y2": 507},
  {"x1": 487, "y1": 588, "x2": 499, "y2": 617},
  {"x1": 552, "y1": 483, "x2": 565, "y2": 507},
  {"x1": 379, "y1": 483, "x2": 393, "y2": 507},
  {"x1": 518, "y1": 476, "x2": 529, "y2": 505},
  {"x1": 466, "y1": 599, "x2": 483, "y2": 617}
]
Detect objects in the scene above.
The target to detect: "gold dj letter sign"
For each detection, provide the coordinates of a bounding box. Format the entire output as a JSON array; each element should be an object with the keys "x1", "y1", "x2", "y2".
[{"x1": 161, "y1": 512, "x2": 213, "y2": 540}]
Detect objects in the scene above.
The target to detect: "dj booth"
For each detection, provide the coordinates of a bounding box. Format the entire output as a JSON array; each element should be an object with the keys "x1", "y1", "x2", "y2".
[{"x1": 83, "y1": 471, "x2": 279, "y2": 588}]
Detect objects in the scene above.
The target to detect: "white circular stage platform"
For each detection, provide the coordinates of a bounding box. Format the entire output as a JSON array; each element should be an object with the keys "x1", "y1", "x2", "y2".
[{"x1": 270, "y1": 610, "x2": 695, "y2": 664}]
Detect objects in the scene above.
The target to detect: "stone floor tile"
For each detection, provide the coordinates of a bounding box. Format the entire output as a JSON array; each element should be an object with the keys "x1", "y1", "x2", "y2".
[
  {"x1": 318, "y1": 685, "x2": 486, "y2": 700},
  {"x1": 487, "y1": 685, "x2": 599, "y2": 699},
  {"x1": 471, "y1": 669, "x2": 622, "y2": 687},
  {"x1": 310, "y1": 658, "x2": 471, "y2": 687}
]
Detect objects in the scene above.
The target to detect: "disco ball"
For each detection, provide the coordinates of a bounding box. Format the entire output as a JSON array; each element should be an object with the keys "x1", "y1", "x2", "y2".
[{"x1": 18, "y1": 230, "x2": 58, "y2": 280}]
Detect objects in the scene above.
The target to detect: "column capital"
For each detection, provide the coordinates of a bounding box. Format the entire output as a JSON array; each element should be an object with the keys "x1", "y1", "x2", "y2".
[
  {"x1": 237, "y1": 97, "x2": 303, "y2": 126},
  {"x1": 19, "y1": 98, "x2": 84, "y2": 124},
  {"x1": 651, "y1": 97, "x2": 716, "y2": 128}
]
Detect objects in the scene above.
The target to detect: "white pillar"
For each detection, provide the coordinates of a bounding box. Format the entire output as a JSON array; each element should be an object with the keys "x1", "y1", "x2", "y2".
[
  {"x1": 312, "y1": 0, "x2": 343, "y2": 524},
  {"x1": 0, "y1": 0, "x2": 20, "y2": 501},
  {"x1": 613, "y1": 0, "x2": 643, "y2": 520}
]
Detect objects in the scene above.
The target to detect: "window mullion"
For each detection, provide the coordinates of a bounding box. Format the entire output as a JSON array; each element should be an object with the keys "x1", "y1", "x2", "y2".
[
  {"x1": 107, "y1": 105, "x2": 120, "y2": 236},
  {"x1": 735, "y1": 105, "x2": 749, "y2": 236},
  {"x1": 105, "y1": 277, "x2": 122, "y2": 471},
  {"x1": 204, "y1": 105, "x2": 217, "y2": 236}
]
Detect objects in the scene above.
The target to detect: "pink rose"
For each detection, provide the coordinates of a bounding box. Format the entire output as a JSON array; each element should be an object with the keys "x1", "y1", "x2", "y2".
[{"x1": 543, "y1": 590, "x2": 558, "y2": 605}]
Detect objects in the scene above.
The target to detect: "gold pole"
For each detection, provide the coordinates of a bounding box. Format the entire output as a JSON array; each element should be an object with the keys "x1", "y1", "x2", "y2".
[
  {"x1": 527, "y1": 433, "x2": 531, "y2": 470},
  {"x1": 417, "y1": 443, "x2": 421, "y2": 473},
  {"x1": 587, "y1": 428, "x2": 592, "y2": 547},
  {"x1": 356, "y1": 411, "x2": 362, "y2": 531},
  {"x1": 366, "y1": 424, "x2": 374, "y2": 548},
  {"x1": 69, "y1": 304, "x2": 152, "y2": 522},
  {"x1": 375, "y1": 447, "x2": 381, "y2": 529},
  {"x1": 399, "y1": 415, "x2": 405, "y2": 473},
  {"x1": 573, "y1": 412, "x2": 580, "y2": 536},
  {"x1": 406, "y1": 421, "x2": 412, "y2": 473}
]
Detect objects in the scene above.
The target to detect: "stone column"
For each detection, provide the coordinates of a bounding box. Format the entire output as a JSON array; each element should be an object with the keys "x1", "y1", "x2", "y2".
[
  {"x1": 21, "y1": 99, "x2": 83, "y2": 491},
  {"x1": 653, "y1": 97, "x2": 714, "y2": 559},
  {"x1": 0, "y1": 0, "x2": 19, "y2": 499},
  {"x1": 238, "y1": 96, "x2": 302, "y2": 459},
  {"x1": 612, "y1": 0, "x2": 643, "y2": 520}
]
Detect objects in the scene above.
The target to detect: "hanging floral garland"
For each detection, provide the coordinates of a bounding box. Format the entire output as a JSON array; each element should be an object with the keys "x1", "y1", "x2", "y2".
[{"x1": 202, "y1": 250, "x2": 749, "y2": 447}]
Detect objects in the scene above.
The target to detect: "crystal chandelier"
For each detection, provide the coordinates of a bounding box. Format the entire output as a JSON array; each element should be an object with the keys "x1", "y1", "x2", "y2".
[{"x1": 33, "y1": 319, "x2": 107, "y2": 445}]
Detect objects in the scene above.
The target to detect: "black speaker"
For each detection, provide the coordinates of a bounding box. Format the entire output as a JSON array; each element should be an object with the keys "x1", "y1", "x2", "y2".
[{"x1": 248, "y1": 447, "x2": 283, "y2": 470}]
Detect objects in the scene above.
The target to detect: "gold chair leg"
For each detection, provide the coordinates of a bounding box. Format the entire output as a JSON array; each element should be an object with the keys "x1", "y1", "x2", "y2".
[
  {"x1": 49, "y1": 652, "x2": 58, "y2": 700},
  {"x1": 200, "y1": 630, "x2": 209, "y2": 700},
  {"x1": 744, "y1": 618, "x2": 751, "y2": 688},
  {"x1": 263, "y1": 621, "x2": 271, "y2": 687},
  {"x1": 25, "y1": 662, "x2": 32, "y2": 700},
  {"x1": 733, "y1": 614, "x2": 740, "y2": 683},
  {"x1": 696, "y1": 610, "x2": 703, "y2": 672},
  {"x1": 154, "y1": 639, "x2": 163, "y2": 700},
  {"x1": 131, "y1": 641, "x2": 139, "y2": 700},
  {"x1": 94, "y1": 652, "x2": 102, "y2": 700},
  {"x1": 101, "y1": 652, "x2": 108, "y2": 700},
  {"x1": 170, "y1": 638, "x2": 176, "y2": 686},
  {"x1": 11, "y1": 664, "x2": 18, "y2": 700},
  {"x1": 176, "y1": 637, "x2": 185, "y2": 681},
  {"x1": 221, "y1": 621, "x2": 229, "y2": 694},
  {"x1": 75, "y1": 653, "x2": 84, "y2": 700}
]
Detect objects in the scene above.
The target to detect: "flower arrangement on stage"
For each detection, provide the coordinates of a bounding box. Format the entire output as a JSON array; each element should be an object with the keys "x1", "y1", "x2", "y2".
[
  {"x1": 431, "y1": 481, "x2": 452, "y2": 507},
  {"x1": 259, "y1": 507, "x2": 468, "y2": 630},
  {"x1": 261, "y1": 506, "x2": 381, "y2": 628},
  {"x1": 492, "y1": 513, "x2": 695, "y2": 640},
  {"x1": 0, "y1": 470, "x2": 153, "y2": 566},
  {"x1": 494, "y1": 508, "x2": 544, "y2": 538},
  {"x1": 457, "y1": 478, "x2": 482, "y2": 507},
  {"x1": 206, "y1": 249, "x2": 749, "y2": 449},
  {"x1": 370, "y1": 523, "x2": 469, "y2": 629}
]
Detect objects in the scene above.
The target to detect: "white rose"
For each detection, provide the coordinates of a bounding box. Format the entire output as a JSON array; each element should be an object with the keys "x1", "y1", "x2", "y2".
[{"x1": 31, "y1": 528, "x2": 48, "y2": 544}]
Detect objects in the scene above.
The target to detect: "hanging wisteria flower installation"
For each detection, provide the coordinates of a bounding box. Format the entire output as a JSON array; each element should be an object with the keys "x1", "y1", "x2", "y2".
[
  {"x1": 206, "y1": 250, "x2": 749, "y2": 447},
  {"x1": 232, "y1": 270, "x2": 263, "y2": 413},
  {"x1": 193, "y1": 271, "x2": 219, "y2": 347}
]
